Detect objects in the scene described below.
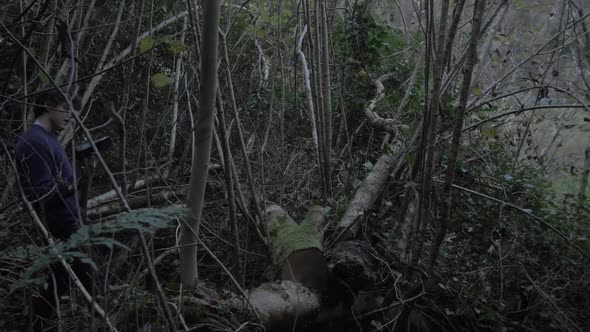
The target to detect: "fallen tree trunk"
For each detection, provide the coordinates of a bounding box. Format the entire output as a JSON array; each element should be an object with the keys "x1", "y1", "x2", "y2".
[
  {"x1": 113, "y1": 203, "x2": 393, "y2": 331},
  {"x1": 87, "y1": 189, "x2": 186, "y2": 220},
  {"x1": 264, "y1": 204, "x2": 330, "y2": 291},
  {"x1": 335, "y1": 153, "x2": 396, "y2": 241},
  {"x1": 87, "y1": 174, "x2": 171, "y2": 209},
  {"x1": 238, "y1": 205, "x2": 387, "y2": 330},
  {"x1": 87, "y1": 164, "x2": 220, "y2": 209},
  {"x1": 224, "y1": 205, "x2": 329, "y2": 330}
]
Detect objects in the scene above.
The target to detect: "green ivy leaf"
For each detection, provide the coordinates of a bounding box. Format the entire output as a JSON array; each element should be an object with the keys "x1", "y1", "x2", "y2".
[
  {"x1": 138, "y1": 36, "x2": 156, "y2": 53},
  {"x1": 351, "y1": 178, "x2": 363, "y2": 189},
  {"x1": 245, "y1": 25, "x2": 258, "y2": 34},
  {"x1": 151, "y1": 73, "x2": 171, "y2": 88},
  {"x1": 164, "y1": 37, "x2": 186, "y2": 55},
  {"x1": 404, "y1": 153, "x2": 415, "y2": 164},
  {"x1": 255, "y1": 29, "x2": 266, "y2": 39},
  {"x1": 37, "y1": 72, "x2": 49, "y2": 85},
  {"x1": 269, "y1": 14, "x2": 279, "y2": 26},
  {"x1": 480, "y1": 127, "x2": 496, "y2": 138}
]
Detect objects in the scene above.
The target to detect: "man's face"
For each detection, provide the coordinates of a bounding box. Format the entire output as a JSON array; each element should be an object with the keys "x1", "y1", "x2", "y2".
[{"x1": 47, "y1": 103, "x2": 71, "y2": 132}]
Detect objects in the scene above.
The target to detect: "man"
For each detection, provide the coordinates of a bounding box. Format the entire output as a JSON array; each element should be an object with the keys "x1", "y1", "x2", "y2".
[{"x1": 15, "y1": 89, "x2": 92, "y2": 330}]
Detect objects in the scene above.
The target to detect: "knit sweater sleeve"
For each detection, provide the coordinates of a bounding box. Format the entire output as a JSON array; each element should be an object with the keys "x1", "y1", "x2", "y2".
[{"x1": 16, "y1": 135, "x2": 74, "y2": 202}]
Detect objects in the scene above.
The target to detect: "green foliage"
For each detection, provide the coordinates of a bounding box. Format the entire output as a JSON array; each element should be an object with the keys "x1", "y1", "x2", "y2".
[
  {"x1": 138, "y1": 36, "x2": 156, "y2": 53},
  {"x1": 36, "y1": 71, "x2": 49, "y2": 85},
  {"x1": 351, "y1": 178, "x2": 363, "y2": 190},
  {"x1": 332, "y1": 8, "x2": 423, "y2": 126},
  {"x1": 151, "y1": 73, "x2": 171, "y2": 88},
  {"x1": 163, "y1": 36, "x2": 186, "y2": 55},
  {"x1": 431, "y1": 137, "x2": 590, "y2": 330},
  {"x1": 1, "y1": 207, "x2": 185, "y2": 294}
]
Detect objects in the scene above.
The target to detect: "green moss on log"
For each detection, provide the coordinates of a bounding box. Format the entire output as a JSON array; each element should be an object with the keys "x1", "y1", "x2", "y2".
[{"x1": 268, "y1": 215, "x2": 322, "y2": 267}]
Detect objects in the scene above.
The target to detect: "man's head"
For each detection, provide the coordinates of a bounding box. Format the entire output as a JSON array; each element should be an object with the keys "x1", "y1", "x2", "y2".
[{"x1": 34, "y1": 89, "x2": 72, "y2": 132}]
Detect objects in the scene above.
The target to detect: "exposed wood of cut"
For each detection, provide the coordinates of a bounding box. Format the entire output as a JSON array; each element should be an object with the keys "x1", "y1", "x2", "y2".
[{"x1": 264, "y1": 204, "x2": 329, "y2": 291}]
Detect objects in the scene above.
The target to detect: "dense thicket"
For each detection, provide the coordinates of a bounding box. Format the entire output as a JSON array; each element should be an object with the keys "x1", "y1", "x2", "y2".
[{"x1": 0, "y1": 0, "x2": 588, "y2": 331}]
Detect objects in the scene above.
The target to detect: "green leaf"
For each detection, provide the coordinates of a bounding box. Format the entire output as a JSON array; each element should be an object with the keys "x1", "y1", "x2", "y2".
[
  {"x1": 404, "y1": 153, "x2": 416, "y2": 165},
  {"x1": 138, "y1": 36, "x2": 156, "y2": 53},
  {"x1": 151, "y1": 73, "x2": 171, "y2": 88},
  {"x1": 245, "y1": 25, "x2": 258, "y2": 34},
  {"x1": 255, "y1": 28, "x2": 266, "y2": 39},
  {"x1": 351, "y1": 178, "x2": 363, "y2": 189},
  {"x1": 269, "y1": 14, "x2": 279, "y2": 26},
  {"x1": 472, "y1": 87, "x2": 482, "y2": 97},
  {"x1": 480, "y1": 127, "x2": 496, "y2": 138},
  {"x1": 164, "y1": 37, "x2": 186, "y2": 55},
  {"x1": 363, "y1": 161, "x2": 374, "y2": 171},
  {"x1": 37, "y1": 72, "x2": 49, "y2": 85}
]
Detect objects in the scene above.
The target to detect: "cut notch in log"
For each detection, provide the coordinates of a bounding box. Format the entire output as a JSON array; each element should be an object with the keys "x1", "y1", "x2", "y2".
[
  {"x1": 191, "y1": 204, "x2": 398, "y2": 331},
  {"x1": 264, "y1": 204, "x2": 330, "y2": 292},
  {"x1": 223, "y1": 205, "x2": 330, "y2": 330}
]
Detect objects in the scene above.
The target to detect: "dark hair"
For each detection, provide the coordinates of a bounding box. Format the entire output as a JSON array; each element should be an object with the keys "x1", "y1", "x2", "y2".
[{"x1": 33, "y1": 89, "x2": 69, "y2": 118}]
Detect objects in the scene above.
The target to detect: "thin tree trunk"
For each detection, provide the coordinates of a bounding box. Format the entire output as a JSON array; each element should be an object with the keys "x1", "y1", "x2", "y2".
[
  {"x1": 442, "y1": 0, "x2": 466, "y2": 73},
  {"x1": 320, "y1": 0, "x2": 332, "y2": 197},
  {"x1": 120, "y1": 0, "x2": 146, "y2": 198},
  {"x1": 216, "y1": 91, "x2": 243, "y2": 282},
  {"x1": 136, "y1": 0, "x2": 158, "y2": 194},
  {"x1": 312, "y1": 0, "x2": 327, "y2": 197},
  {"x1": 429, "y1": 0, "x2": 486, "y2": 271},
  {"x1": 19, "y1": 0, "x2": 28, "y2": 130},
  {"x1": 413, "y1": 0, "x2": 450, "y2": 267},
  {"x1": 40, "y1": 0, "x2": 58, "y2": 69},
  {"x1": 181, "y1": 0, "x2": 221, "y2": 288},
  {"x1": 169, "y1": 17, "x2": 189, "y2": 166},
  {"x1": 578, "y1": 147, "x2": 590, "y2": 202},
  {"x1": 278, "y1": 0, "x2": 286, "y2": 147},
  {"x1": 220, "y1": 32, "x2": 264, "y2": 229},
  {"x1": 297, "y1": 25, "x2": 320, "y2": 154},
  {"x1": 75, "y1": 0, "x2": 97, "y2": 49},
  {"x1": 472, "y1": 0, "x2": 508, "y2": 84}
]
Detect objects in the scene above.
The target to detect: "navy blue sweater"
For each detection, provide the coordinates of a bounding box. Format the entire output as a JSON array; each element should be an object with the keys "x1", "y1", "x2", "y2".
[{"x1": 15, "y1": 124, "x2": 81, "y2": 239}]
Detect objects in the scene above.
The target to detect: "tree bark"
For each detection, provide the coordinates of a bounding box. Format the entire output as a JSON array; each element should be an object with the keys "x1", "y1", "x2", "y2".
[
  {"x1": 428, "y1": 0, "x2": 487, "y2": 271},
  {"x1": 181, "y1": 0, "x2": 221, "y2": 288},
  {"x1": 297, "y1": 25, "x2": 321, "y2": 164},
  {"x1": 578, "y1": 147, "x2": 590, "y2": 202},
  {"x1": 168, "y1": 16, "x2": 188, "y2": 165},
  {"x1": 225, "y1": 204, "x2": 329, "y2": 330},
  {"x1": 335, "y1": 153, "x2": 396, "y2": 241},
  {"x1": 320, "y1": 0, "x2": 332, "y2": 198},
  {"x1": 216, "y1": 90, "x2": 243, "y2": 282}
]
